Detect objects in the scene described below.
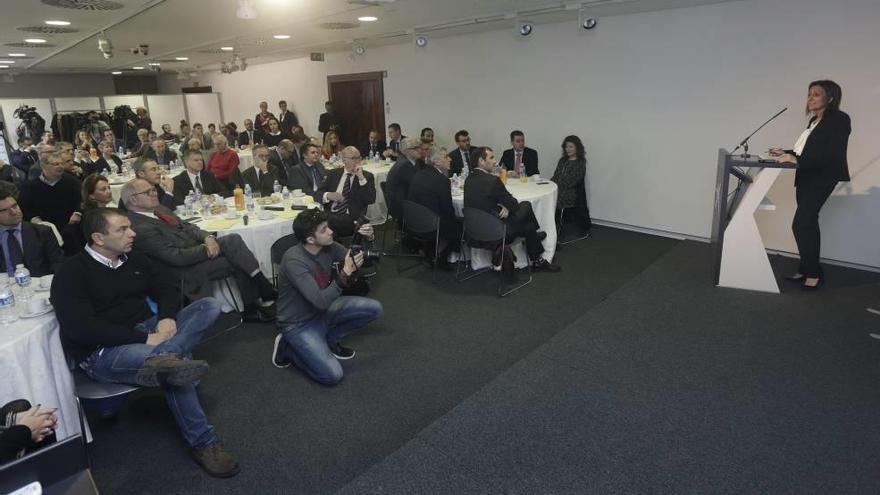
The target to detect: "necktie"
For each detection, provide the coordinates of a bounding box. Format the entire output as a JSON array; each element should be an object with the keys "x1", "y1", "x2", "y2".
[
  {"x1": 514, "y1": 151, "x2": 522, "y2": 175},
  {"x1": 334, "y1": 173, "x2": 351, "y2": 213},
  {"x1": 155, "y1": 211, "x2": 180, "y2": 226},
  {"x1": 4, "y1": 229, "x2": 22, "y2": 276},
  {"x1": 194, "y1": 175, "x2": 203, "y2": 193},
  {"x1": 311, "y1": 166, "x2": 321, "y2": 190},
  {"x1": 462, "y1": 149, "x2": 469, "y2": 169}
]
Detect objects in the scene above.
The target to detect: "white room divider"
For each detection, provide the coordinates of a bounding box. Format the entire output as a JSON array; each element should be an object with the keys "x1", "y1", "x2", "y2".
[
  {"x1": 146, "y1": 94, "x2": 187, "y2": 132},
  {"x1": 54, "y1": 97, "x2": 101, "y2": 112},
  {"x1": 184, "y1": 93, "x2": 223, "y2": 128}
]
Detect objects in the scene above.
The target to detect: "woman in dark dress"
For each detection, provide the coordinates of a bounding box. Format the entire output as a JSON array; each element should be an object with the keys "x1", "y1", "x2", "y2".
[
  {"x1": 551, "y1": 135, "x2": 591, "y2": 237},
  {"x1": 770, "y1": 80, "x2": 850, "y2": 290},
  {"x1": 84, "y1": 140, "x2": 122, "y2": 175}
]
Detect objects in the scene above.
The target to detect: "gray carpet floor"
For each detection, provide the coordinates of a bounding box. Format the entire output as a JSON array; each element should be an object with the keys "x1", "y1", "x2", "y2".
[
  {"x1": 339, "y1": 240, "x2": 880, "y2": 494},
  {"x1": 84, "y1": 225, "x2": 679, "y2": 494}
]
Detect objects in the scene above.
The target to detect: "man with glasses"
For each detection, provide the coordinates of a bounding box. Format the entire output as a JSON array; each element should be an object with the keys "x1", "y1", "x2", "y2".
[
  {"x1": 19, "y1": 150, "x2": 82, "y2": 234},
  {"x1": 128, "y1": 157, "x2": 176, "y2": 209},
  {"x1": 0, "y1": 189, "x2": 64, "y2": 277},
  {"x1": 123, "y1": 178, "x2": 278, "y2": 322},
  {"x1": 241, "y1": 145, "x2": 280, "y2": 197},
  {"x1": 385, "y1": 137, "x2": 425, "y2": 224},
  {"x1": 313, "y1": 146, "x2": 376, "y2": 237}
]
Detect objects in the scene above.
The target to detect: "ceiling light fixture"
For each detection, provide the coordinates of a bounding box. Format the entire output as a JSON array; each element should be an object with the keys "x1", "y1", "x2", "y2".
[
  {"x1": 175, "y1": 56, "x2": 189, "y2": 61},
  {"x1": 517, "y1": 21, "x2": 533, "y2": 37},
  {"x1": 0, "y1": 60, "x2": 14, "y2": 64},
  {"x1": 414, "y1": 35, "x2": 428, "y2": 48},
  {"x1": 273, "y1": 34, "x2": 290, "y2": 40},
  {"x1": 0, "y1": 66, "x2": 9, "y2": 69},
  {"x1": 97, "y1": 33, "x2": 113, "y2": 59},
  {"x1": 220, "y1": 46, "x2": 234, "y2": 51},
  {"x1": 24, "y1": 38, "x2": 47, "y2": 44},
  {"x1": 236, "y1": 0, "x2": 258, "y2": 19},
  {"x1": 45, "y1": 20, "x2": 71, "y2": 26},
  {"x1": 148, "y1": 62, "x2": 160, "y2": 66},
  {"x1": 358, "y1": 16, "x2": 378, "y2": 22},
  {"x1": 132, "y1": 66, "x2": 144, "y2": 70},
  {"x1": 111, "y1": 71, "x2": 122, "y2": 75},
  {"x1": 8, "y1": 53, "x2": 26, "y2": 57}
]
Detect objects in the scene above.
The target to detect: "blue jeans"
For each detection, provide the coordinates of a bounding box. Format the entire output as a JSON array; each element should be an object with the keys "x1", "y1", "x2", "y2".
[
  {"x1": 281, "y1": 296, "x2": 383, "y2": 385},
  {"x1": 81, "y1": 298, "x2": 222, "y2": 449}
]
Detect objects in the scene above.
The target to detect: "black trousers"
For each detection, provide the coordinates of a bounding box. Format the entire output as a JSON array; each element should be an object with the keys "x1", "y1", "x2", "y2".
[
  {"x1": 506, "y1": 202, "x2": 543, "y2": 260},
  {"x1": 327, "y1": 212, "x2": 357, "y2": 238},
  {"x1": 792, "y1": 181, "x2": 836, "y2": 278}
]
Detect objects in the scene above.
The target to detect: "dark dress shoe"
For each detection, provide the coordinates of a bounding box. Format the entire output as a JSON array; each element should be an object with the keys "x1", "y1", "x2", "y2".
[{"x1": 532, "y1": 259, "x2": 561, "y2": 272}]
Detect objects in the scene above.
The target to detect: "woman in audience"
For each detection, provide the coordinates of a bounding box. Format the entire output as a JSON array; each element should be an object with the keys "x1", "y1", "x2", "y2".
[
  {"x1": 74, "y1": 130, "x2": 95, "y2": 150},
  {"x1": 262, "y1": 118, "x2": 285, "y2": 147},
  {"x1": 770, "y1": 79, "x2": 851, "y2": 290},
  {"x1": 1, "y1": 399, "x2": 57, "y2": 462},
  {"x1": 84, "y1": 141, "x2": 122, "y2": 175},
  {"x1": 135, "y1": 106, "x2": 152, "y2": 131},
  {"x1": 221, "y1": 122, "x2": 239, "y2": 147},
  {"x1": 322, "y1": 130, "x2": 343, "y2": 159},
  {"x1": 63, "y1": 174, "x2": 113, "y2": 253},
  {"x1": 552, "y1": 135, "x2": 592, "y2": 236}
]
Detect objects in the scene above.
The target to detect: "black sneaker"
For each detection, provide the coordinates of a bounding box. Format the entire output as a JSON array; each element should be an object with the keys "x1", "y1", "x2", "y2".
[
  {"x1": 329, "y1": 342, "x2": 355, "y2": 360},
  {"x1": 532, "y1": 258, "x2": 562, "y2": 272},
  {"x1": 271, "y1": 334, "x2": 292, "y2": 368},
  {"x1": 191, "y1": 442, "x2": 240, "y2": 478}
]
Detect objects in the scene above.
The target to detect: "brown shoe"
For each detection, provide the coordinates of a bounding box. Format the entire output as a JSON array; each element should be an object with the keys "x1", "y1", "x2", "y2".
[
  {"x1": 136, "y1": 354, "x2": 209, "y2": 387},
  {"x1": 191, "y1": 442, "x2": 240, "y2": 478}
]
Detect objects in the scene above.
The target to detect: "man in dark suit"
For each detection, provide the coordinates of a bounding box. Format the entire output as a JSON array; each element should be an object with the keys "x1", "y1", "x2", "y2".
[
  {"x1": 385, "y1": 137, "x2": 423, "y2": 224},
  {"x1": 407, "y1": 148, "x2": 462, "y2": 266},
  {"x1": 313, "y1": 146, "x2": 376, "y2": 237},
  {"x1": 10, "y1": 136, "x2": 38, "y2": 176},
  {"x1": 360, "y1": 129, "x2": 386, "y2": 159},
  {"x1": 0, "y1": 190, "x2": 64, "y2": 277},
  {"x1": 123, "y1": 178, "x2": 277, "y2": 322},
  {"x1": 318, "y1": 101, "x2": 340, "y2": 140},
  {"x1": 143, "y1": 139, "x2": 179, "y2": 167},
  {"x1": 464, "y1": 147, "x2": 560, "y2": 272},
  {"x1": 499, "y1": 130, "x2": 539, "y2": 177},
  {"x1": 241, "y1": 145, "x2": 280, "y2": 196},
  {"x1": 237, "y1": 119, "x2": 264, "y2": 149},
  {"x1": 448, "y1": 130, "x2": 474, "y2": 176},
  {"x1": 172, "y1": 149, "x2": 229, "y2": 205},
  {"x1": 383, "y1": 123, "x2": 404, "y2": 160},
  {"x1": 277, "y1": 100, "x2": 299, "y2": 135},
  {"x1": 284, "y1": 143, "x2": 327, "y2": 197},
  {"x1": 267, "y1": 140, "x2": 298, "y2": 183},
  {"x1": 130, "y1": 158, "x2": 176, "y2": 209}
]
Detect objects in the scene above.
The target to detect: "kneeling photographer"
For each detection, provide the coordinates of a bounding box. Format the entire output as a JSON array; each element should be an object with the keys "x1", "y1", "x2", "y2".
[{"x1": 272, "y1": 209, "x2": 383, "y2": 385}]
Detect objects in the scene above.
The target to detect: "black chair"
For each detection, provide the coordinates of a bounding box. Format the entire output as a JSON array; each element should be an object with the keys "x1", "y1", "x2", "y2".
[
  {"x1": 557, "y1": 182, "x2": 591, "y2": 245},
  {"x1": 402, "y1": 200, "x2": 441, "y2": 281},
  {"x1": 270, "y1": 233, "x2": 299, "y2": 286},
  {"x1": 379, "y1": 181, "x2": 421, "y2": 261},
  {"x1": 459, "y1": 207, "x2": 532, "y2": 297}
]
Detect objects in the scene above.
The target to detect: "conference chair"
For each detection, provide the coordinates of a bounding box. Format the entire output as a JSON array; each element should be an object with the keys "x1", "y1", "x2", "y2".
[
  {"x1": 402, "y1": 200, "x2": 441, "y2": 281},
  {"x1": 556, "y1": 183, "x2": 591, "y2": 245},
  {"x1": 379, "y1": 182, "x2": 421, "y2": 261},
  {"x1": 270, "y1": 233, "x2": 300, "y2": 286},
  {"x1": 459, "y1": 206, "x2": 532, "y2": 297}
]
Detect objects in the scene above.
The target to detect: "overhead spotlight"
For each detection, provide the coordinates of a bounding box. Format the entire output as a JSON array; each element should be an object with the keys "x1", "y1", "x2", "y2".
[
  {"x1": 517, "y1": 21, "x2": 533, "y2": 37},
  {"x1": 97, "y1": 33, "x2": 113, "y2": 59},
  {"x1": 236, "y1": 0, "x2": 258, "y2": 19},
  {"x1": 579, "y1": 10, "x2": 598, "y2": 32},
  {"x1": 352, "y1": 43, "x2": 366, "y2": 56},
  {"x1": 414, "y1": 35, "x2": 428, "y2": 48},
  {"x1": 130, "y1": 44, "x2": 150, "y2": 56}
]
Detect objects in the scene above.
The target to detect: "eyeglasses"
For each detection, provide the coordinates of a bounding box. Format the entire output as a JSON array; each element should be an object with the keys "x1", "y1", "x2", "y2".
[{"x1": 131, "y1": 188, "x2": 158, "y2": 198}]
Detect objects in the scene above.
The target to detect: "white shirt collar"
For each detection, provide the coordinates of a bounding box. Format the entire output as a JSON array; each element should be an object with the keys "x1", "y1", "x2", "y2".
[
  {"x1": 85, "y1": 244, "x2": 127, "y2": 269},
  {"x1": 40, "y1": 174, "x2": 61, "y2": 186}
]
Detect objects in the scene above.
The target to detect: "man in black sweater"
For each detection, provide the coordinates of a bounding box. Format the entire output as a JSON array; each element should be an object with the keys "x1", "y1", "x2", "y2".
[
  {"x1": 407, "y1": 147, "x2": 462, "y2": 266},
  {"x1": 18, "y1": 150, "x2": 82, "y2": 235},
  {"x1": 385, "y1": 137, "x2": 424, "y2": 225},
  {"x1": 50, "y1": 208, "x2": 240, "y2": 478},
  {"x1": 464, "y1": 147, "x2": 560, "y2": 272}
]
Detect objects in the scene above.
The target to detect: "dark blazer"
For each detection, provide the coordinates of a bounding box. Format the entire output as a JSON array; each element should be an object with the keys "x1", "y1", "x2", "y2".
[
  {"x1": 84, "y1": 156, "x2": 122, "y2": 176},
  {"x1": 268, "y1": 148, "x2": 300, "y2": 187},
  {"x1": 241, "y1": 165, "x2": 280, "y2": 197},
  {"x1": 499, "y1": 147, "x2": 539, "y2": 176},
  {"x1": 408, "y1": 166, "x2": 456, "y2": 221},
  {"x1": 318, "y1": 112, "x2": 340, "y2": 135},
  {"x1": 463, "y1": 169, "x2": 518, "y2": 216},
  {"x1": 360, "y1": 140, "x2": 387, "y2": 158},
  {"x1": 284, "y1": 162, "x2": 327, "y2": 196},
  {"x1": 172, "y1": 169, "x2": 229, "y2": 205},
  {"x1": 792, "y1": 110, "x2": 851, "y2": 187},
  {"x1": 19, "y1": 222, "x2": 65, "y2": 277},
  {"x1": 238, "y1": 129, "x2": 264, "y2": 147},
  {"x1": 448, "y1": 147, "x2": 475, "y2": 176},
  {"x1": 277, "y1": 111, "x2": 299, "y2": 134},
  {"x1": 10, "y1": 149, "x2": 38, "y2": 175},
  {"x1": 314, "y1": 168, "x2": 376, "y2": 219},
  {"x1": 262, "y1": 132, "x2": 286, "y2": 148},
  {"x1": 129, "y1": 141, "x2": 151, "y2": 158},
  {"x1": 143, "y1": 147, "x2": 179, "y2": 166},
  {"x1": 385, "y1": 158, "x2": 418, "y2": 220}
]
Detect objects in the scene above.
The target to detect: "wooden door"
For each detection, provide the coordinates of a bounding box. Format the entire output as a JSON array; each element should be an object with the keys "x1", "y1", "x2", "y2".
[{"x1": 327, "y1": 71, "x2": 385, "y2": 150}]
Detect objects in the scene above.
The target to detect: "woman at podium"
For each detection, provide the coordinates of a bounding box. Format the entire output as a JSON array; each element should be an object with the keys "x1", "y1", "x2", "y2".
[{"x1": 770, "y1": 80, "x2": 850, "y2": 290}]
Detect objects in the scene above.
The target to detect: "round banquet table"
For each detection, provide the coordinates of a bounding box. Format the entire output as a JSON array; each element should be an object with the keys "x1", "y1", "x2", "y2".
[
  {"x1": 0, "y1": 287, "x2": 81, "y2": 440},
  {"x1": 452, "y1": 179, "x2": 558, "y2": 269},
  {"x1": 109, "y1": 167, "x2": 185, "y2": 203}
]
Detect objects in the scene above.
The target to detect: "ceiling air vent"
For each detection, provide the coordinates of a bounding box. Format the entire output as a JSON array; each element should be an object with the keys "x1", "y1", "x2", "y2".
[
  {"x1": 18, "y1": 26, "x2": 80, "y2": 34},
  {"x1": 318, "y1": 22, "x2": 359, "y2": 30},
  {"x1": 40, "y1": 0, "x2": 124, "y2": 11},
  {"x1": 5, "y1": 42, "x2": 58, "y2": 48}
]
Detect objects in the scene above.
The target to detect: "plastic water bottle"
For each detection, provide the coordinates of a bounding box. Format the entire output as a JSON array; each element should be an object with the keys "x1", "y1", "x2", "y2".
[
  {"x1": 461, "y1": 165, "x2": 469, "y2": 182},
  {"x1": 14, "y1": 264, "x2": 31, "y2": 299},
  {"x1": 244, "y1": 183, "x2": 253, "y2": 199},
  {"x1": 0, "y1": 279, "x2": 18, "y2": 324},
  {"x1": 200, "y1": 196, "x2": 211, "y2": 218},
  {"x1": 184, "y1": 192, "x2": 194, "y2": 216},
  {"x1": 118, "y1": 146, "x2": 124, "y2": 155},
  {"x1": 273, "y1": 180, "x2": 282, "y2": 195},
  {"x1": 245, "y1": 194, "x2": 255, "y2": 214},
  {"x1": 281, "y1": 186, "x2": 290, "y2": 201}
]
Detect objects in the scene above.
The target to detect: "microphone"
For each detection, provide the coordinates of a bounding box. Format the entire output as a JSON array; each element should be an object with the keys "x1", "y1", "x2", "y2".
[{"x1": 730, "y1": 107, "x2": 787, "y2": 158}]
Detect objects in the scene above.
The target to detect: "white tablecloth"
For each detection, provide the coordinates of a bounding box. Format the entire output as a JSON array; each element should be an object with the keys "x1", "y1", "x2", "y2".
[
  {"x1": 362, "y1": 160, "x2": 392, "y2": 224},
  {"x1": 452, "y1": 179, "x2": 558, "y2": 269},
  {"x1": 109, "y1": 168, "x2": 184, "y2": 202},
  {"x1": 0, "y1": 293, "x2": 81, "y2": 440}
]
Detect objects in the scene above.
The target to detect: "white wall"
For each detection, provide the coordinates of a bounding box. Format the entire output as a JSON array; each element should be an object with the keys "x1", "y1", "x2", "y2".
[
  {"x1": 159, "y1": 0, "x2": 880, "y2": 268},
  {"x1": 0, "y1": 74, "x2": 115, "y2": 98}
]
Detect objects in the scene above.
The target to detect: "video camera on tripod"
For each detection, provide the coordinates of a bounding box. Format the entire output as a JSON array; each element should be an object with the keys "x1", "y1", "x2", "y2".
[{"x1": 13, "y1": 104, "x2": 45, "y2": 140}]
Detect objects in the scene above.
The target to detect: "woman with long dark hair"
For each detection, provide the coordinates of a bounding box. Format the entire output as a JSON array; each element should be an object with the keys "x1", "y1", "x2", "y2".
[
  {"x1": 770, "y1": 80, "x2": 850, "y2": 290},
  {"x1": 551, "y1": 135, "x2": 592, "y2": 236}
]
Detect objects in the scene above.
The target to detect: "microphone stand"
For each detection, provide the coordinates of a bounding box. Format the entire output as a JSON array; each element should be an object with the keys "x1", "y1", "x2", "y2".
[{"x1": 730, "y1": 107, "x2": 788, "y2": 158}]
